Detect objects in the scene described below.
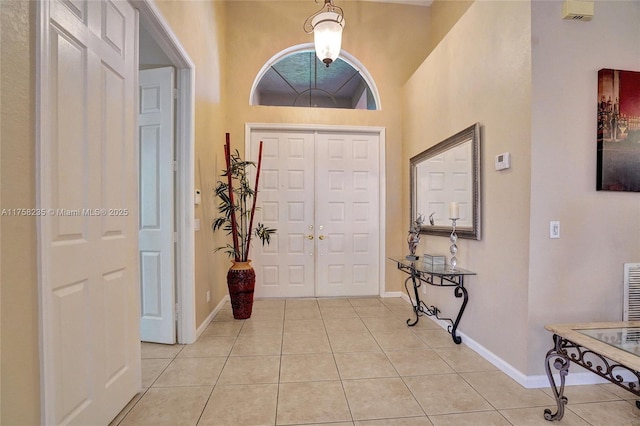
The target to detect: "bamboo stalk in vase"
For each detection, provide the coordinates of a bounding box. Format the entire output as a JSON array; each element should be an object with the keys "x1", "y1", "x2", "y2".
[{"x1": 244, "y1": 140, "x2": 263, "y2": 260}]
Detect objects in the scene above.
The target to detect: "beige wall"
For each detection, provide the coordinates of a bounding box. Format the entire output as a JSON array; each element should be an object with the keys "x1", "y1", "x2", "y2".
[
  {"x1": 154, "y1": 0, "x2": 432, "y2": 323},
  {"x1": 224, "y1": 1, "x2": 433, "y2": 294},
  {"x1": 0, "y1": 1, "x2": 431, "y2": 420},
  {"x1": 402, "y1": 0, "x2": 532, "y2": 372},
  {"x1": 428, "y1": 0, "x2": 473, "y2": 54},
  {"x1": 154, "y1": 1, "x2": 229, "y2": 327},
  {"x1": 404, "y1": 0, "x2": 640, "y2": 379},
  {"x1": 528, "y1": 0, "x2": 640, "y2": 376},
  {"x1": 0, "y1": 1, "x2": 41, "y2": 424},
  {"x1": 9, "y1": 0, "x2": 610, "y2": 421},
  {"x1": 0, "y1": 1, "x2": 230, "y2": 421}
]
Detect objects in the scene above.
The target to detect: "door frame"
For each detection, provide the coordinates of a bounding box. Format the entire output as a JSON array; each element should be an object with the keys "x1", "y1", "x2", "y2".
[
  {"x1": 36, "y1": 2, "x2": 196, "y2": 419},
  {"x1": 245, "y1": 123, "x2": 387, "y2": 297},
  {"x1": 134, "y1": 0, "x2": 196, "y2": 344}
]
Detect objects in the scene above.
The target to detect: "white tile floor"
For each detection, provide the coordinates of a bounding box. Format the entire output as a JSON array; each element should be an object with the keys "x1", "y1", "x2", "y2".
[{"x1": 110, "y1": 297, "x2": 640, "y2": 425}]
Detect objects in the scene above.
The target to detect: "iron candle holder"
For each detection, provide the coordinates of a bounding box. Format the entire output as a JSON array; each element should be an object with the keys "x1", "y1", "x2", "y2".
[{"x1": 449, "y1": 218, "x2": 458, "y2": 270}]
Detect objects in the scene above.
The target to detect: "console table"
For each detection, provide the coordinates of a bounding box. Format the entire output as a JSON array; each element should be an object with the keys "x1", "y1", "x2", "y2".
[
  {"x1": 544, "y1": 322, "x2": 640, "y2": 421},
  {"x1": 388, "y1": 256, "x2": 475, "y2": 344}
]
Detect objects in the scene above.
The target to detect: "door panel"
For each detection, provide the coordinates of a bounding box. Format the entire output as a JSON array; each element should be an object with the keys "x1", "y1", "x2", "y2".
[
  {"x1": 250, "y1": 129, "x2": 380, "y2": 298},
  {"x1": 251, "y1": 131, "x2": 316, "y2": 298},
  {"x1": 138, "y1": 67, "x2": 176, "y2": 344},
  {"x1": 316, "y1": 132, "x2": 380, "y2": 297},
  {"x1": 40, "y1": 1, "x2": 140, "y2": 424},
  {"x1": 421, "y1": 141, "x2": 473, "y2": 225}
]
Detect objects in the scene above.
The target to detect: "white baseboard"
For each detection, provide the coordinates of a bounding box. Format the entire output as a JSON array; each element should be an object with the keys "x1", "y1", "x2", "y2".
[
  {"x1": 195, "y1": 295, "x2": 230, "y2": 340},
  {"x1": 460, "y1": 327, "x2": 640, "y2": 388},
  {"x1": 381, "y1": 291, "x2": 404, "y2": 298},
  {"x1": 393, "y1": 295, "x2": 634, "y2": 388},
  {"x1": 399, "y1": 292, "x2": 413, "y2": 305}
]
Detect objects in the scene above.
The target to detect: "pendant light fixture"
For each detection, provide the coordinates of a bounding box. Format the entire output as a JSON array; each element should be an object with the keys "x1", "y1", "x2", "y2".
[{"x1": 303, "y1": 0, "x2": 345, "y2": 68}]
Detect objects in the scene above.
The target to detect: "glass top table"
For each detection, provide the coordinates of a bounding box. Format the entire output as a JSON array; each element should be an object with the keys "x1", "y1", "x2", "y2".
[
  {"x1": 545, "y1": 322, "x2": 640, "y2": 371},
  {"x1": 388, "y1": 256, "x2": 476, "y2": 276},
  {"x1": 578, "y1": 326, "x2": 640, "y2": 358},
  {"x1": 543, "y1": 322, "x2": 640, "y2": 421},
  {"x1": 388, "y1": 256, "x2": 475, "y2": 344}
]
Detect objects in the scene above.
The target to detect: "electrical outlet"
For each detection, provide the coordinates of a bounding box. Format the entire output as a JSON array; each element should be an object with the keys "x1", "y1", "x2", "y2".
[
  {"x1": 206, "y1": 290, "x2": 211, "y2": 303},
  {"x1": 550, "y1": 221, "x2": 560, "y2": 239}
]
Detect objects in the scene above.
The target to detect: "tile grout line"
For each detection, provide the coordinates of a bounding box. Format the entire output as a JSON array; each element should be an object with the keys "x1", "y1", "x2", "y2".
[
  {"x1": 410, "y1": 321, "x2": 502, "y2": 421},
  {"x1": 131, "y1": 298, "x2": 640, "y2": 425},
  {"x1": 323, "y1": 299, "x2": 356, "y2": 424},
  {"x1": 117, "y1": 344, "x2": 189, "y2": 425},
  {"x1": 360, "y1": 299, "x2": 432, "y2": 422},
  {"x1": 196, "y1": 305, "x2": 243, "y2": 425},
  {"x1": 274, "y1": 300, "x2": 288, "y2": 426}
]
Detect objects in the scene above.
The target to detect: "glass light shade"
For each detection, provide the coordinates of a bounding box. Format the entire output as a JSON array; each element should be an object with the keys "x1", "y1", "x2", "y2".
[{"x1": 311, "y1": 11, "x2": 344, "y2": 66}]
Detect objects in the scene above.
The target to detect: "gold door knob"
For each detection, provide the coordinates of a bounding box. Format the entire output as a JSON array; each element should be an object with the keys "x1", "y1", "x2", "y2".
[
  {"x1": 307, "y1": 234, "x2": 314, "y2": 240},
  {"x1": 318, "y1": 235, "x2": 325, "y2": 240}
]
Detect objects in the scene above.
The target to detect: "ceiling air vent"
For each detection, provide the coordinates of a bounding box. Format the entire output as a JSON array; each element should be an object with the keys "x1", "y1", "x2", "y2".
[
  {"x1": 624, "y1": 263, "x2": 640, "y2": 321},
  {"x1": 562, "y1": 0, "x2": 594, "y2": 21}
]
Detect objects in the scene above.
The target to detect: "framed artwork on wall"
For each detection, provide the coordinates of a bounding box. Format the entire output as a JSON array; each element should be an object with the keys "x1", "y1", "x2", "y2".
[{"x1": 597, "y1": 68, "x2": 640, "y2": 192}]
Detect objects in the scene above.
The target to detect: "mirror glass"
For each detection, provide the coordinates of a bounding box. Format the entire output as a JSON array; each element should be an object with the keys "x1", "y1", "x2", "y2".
[{"x1": 410, "y1": 123, "x2": 481, "y2": 240}]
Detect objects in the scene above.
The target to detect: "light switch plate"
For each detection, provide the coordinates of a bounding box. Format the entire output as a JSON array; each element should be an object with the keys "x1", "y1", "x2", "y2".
[{"x1": 550, "y1": 221, "x2": 560, "y2": 239}]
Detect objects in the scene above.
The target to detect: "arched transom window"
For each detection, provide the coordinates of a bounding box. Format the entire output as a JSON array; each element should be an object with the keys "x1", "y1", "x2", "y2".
[{"x1": 250, "y1": 45, "x2": 380, "y2": 110}]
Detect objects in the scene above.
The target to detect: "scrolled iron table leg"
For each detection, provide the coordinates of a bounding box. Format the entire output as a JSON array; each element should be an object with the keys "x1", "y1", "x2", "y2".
[
  {"x1": 543, "y1": 335, "x2": 570, "y2": 421},
  {"x1": 405, "y1": 275, "x2": 420, "y2": 326},
  {"x1": 448, "y1": 285, "x2": 468, "y2": 344}
]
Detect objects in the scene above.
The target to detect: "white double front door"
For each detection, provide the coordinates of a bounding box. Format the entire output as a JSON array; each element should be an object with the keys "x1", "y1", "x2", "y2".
[{"x1": 250, "y1": 129, "x2": 381, "y2": 298}]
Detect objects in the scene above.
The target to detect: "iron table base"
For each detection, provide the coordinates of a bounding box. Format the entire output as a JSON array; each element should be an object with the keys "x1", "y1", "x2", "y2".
[
  {"x1": 399, "y1": 263, "x2": 468, "y2": 345},
  {"x1": 544, "y1": 333, "x2": 640, "y2": 421}
]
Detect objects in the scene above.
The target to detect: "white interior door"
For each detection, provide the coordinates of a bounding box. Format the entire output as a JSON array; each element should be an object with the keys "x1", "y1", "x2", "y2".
[
  {"x1": 38, "y1": 1, "x2": 140, "y2": 424},
  {"x1": 250, "y1": 129, "x2": 380, "y2": 298},
  {"x1": 138, "y1": 67, "x2": 176, "y2": 344},
  {"x1": 316, "y1": 132, "x2": 380, "y2": 297}
]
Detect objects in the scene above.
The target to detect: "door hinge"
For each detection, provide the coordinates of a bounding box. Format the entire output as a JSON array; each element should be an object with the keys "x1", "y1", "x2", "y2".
[
  {"x1": 173, "y1": 232, "x2": 178, "y2": 243},
  {"x1": 172, "y1": 160, "x2": 177, "y2": 171},
  {"x1": 172, "y1": 88, "x2": 178, "y2": 99},
  {"x1": 175, "y1": 303, "x2": 180, "y2": 315}
]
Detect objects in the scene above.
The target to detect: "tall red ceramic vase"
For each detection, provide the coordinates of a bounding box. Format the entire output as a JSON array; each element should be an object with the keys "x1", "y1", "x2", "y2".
[{"x1": 227, "y1": 260, "x2": 255, "y2": 319}]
